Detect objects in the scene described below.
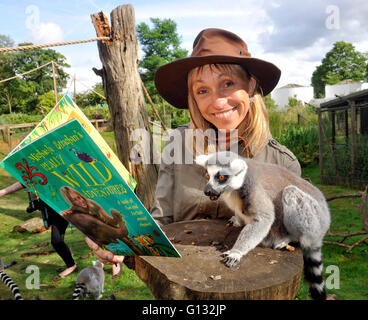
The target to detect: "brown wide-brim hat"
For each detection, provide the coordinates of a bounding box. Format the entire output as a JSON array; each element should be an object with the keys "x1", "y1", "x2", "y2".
[{"x1": 154, "y1": 28, "x2": 281, "y2": 109}]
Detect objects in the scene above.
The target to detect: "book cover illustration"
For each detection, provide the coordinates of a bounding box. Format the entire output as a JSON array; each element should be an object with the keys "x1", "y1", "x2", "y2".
[
  {"x1": 6, "y1": 94, "x2": 137, "y2": 191},
  {"x1": 0, "y1": 119, "x2": 180, "y2": 258}
]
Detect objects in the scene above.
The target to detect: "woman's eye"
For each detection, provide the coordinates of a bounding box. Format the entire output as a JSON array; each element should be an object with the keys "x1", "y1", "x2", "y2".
[
  {"x1": 224, "y1": 80, "x2": 234, "y2": 88},
  {"x1": 197, "y1": 88, "x2": 208, "y2": 95}
]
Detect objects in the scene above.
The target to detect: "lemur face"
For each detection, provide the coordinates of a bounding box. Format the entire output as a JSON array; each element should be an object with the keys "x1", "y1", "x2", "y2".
[{"x1": 196, "y1": 151, "x2": 248, "y2": 201}]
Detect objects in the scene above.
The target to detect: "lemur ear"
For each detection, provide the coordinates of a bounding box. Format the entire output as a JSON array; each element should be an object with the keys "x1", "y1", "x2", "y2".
[
  {"x1": 230, "y1": 158, "x2": 246, "y2": 174},
  {"x1": 195, "y1": 154, "x2": 209, "y2": 167}
]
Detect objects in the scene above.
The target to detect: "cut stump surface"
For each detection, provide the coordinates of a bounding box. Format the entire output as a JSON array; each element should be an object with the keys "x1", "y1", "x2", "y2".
[{"x1": 134, "y1": 219, "x2": 303, "y2": 300}]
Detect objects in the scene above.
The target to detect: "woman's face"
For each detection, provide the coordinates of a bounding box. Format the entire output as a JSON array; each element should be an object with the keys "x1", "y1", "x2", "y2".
[
  {"x1": 191, "y1": 65, "x2": 251, "y2": 130},
  {"x1": 70, "y1": 192, "x2": 88, "y2": 208}
]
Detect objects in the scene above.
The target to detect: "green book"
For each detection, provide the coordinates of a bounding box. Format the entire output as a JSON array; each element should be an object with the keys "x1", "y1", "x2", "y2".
[{"x1": 0, "y1": 119, "x2": 180, "y2": 258}]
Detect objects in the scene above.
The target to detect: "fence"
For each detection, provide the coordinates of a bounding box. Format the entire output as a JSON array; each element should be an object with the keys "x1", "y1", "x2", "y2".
[
  {"x1": 318, "y1": 91, "x2": 368, "y2": 189},
  {"x1": 0, "y1": 119, "x2": 110, "y2": 152}
]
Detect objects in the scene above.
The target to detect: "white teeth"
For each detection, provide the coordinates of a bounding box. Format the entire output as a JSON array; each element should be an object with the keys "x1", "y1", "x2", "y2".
[{"x1": 214, "y1": 108, "x2": 235, "y2": 118}]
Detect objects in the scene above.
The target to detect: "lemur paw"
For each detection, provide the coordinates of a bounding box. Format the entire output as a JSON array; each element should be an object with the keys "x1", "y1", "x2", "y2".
[
  {"x1": 227, "y1": 216, "x2": 242, "y2": 227},
  {"x1": 221, "y1": 249, "x2": 242, "y2": 268}
]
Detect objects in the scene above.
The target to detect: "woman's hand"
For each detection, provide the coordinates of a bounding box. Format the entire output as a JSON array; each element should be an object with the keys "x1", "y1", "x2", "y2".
[{"x1": 85, "y1": 237, "x2": 125, "y2": 265}]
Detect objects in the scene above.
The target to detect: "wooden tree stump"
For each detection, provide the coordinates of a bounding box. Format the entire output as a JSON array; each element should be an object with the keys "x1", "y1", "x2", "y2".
[
  {"x1": 134, "y1": 219, "x2": 303, "y2": 300},
  {"x1": 91, "y1": 5, "x2": 158, "y2": 209}
]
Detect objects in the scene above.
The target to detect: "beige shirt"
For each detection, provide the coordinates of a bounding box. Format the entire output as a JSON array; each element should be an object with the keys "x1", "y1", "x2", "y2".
[{"x1": 150, "y1": 125, "x2": 301, "y2": 225}]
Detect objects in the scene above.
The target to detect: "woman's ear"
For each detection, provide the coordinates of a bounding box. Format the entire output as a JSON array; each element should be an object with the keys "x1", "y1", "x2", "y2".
[{"x1": 247, "y1": 76, "x2": 257, "y2": 98}]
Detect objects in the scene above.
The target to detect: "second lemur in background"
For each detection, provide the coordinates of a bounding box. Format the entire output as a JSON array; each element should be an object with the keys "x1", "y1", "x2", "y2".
[
  {"x1": 0, "y1": 258, "x2": 22, "y2": 300},
  {"x1": 72, "y1": 260, "x2": 105, "y2": 300},
  {"x1": 196, "y1": 151, "x2": 331, "y2": 300}
]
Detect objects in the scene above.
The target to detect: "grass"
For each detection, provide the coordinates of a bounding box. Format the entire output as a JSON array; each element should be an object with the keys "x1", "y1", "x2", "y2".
[
  {"x1": 296, "y1": 164, "x2": 368, "y2": 300},
  {"x1": 0, "y1": 133, "x2": 367, "y2": 300}
]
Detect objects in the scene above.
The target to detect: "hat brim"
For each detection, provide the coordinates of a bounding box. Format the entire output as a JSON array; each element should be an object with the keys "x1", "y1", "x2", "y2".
[{"x1": 154, "y1": 55, "x2": 281, "y2": 109}]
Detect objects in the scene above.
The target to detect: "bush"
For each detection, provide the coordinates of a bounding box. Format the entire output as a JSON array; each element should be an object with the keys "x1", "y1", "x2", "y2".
[
  {"x1": 82, "y1": 105, "x2": 110, "y2": 120},
  {"x1": 277, "y1": 125, "x2": 319, "y2": 167},
  {"x1": 145, "y1": 103, "x2": 190, "y2": 128},
  {"x1": 0, "y1": 113, "x2": 43, "y2": 125}
]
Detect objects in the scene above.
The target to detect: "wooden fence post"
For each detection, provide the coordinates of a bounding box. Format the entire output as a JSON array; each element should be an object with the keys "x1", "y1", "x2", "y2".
[
  {"x1": 350, "y1": 100, "x2": 356, "y2": 185},
  {"x1": 91, "y1": 5, "x2": 158, "y2": 209},
  {"x1": 317, "y1": 108, "x2": 324, "y2": 183}
]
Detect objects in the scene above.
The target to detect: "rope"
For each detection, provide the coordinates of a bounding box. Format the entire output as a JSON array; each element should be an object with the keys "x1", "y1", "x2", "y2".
[
  {"x1": 0, "y1": 37, "x2": 111, "y2": 53},
  {"x1": 0, "y1": 61, "x2": 53, "y2": 84},
  {"x1": 75, "y1": 79, "x2": 106, "y2": 100}
]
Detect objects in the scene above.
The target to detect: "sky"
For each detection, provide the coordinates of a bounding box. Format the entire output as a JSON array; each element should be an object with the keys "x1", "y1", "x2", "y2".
[{"x1": 1, "y1": 0, "x2": 367, "y2": 94}]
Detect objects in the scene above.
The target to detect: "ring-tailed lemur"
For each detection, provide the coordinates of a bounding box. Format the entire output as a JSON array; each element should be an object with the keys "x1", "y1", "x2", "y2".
[
  {"x1": 0, "y1": 258, "x2": 23, "y2": 300},
  {"x1": 196, "y1": 151, "x2": 331, "y2": 300},
  {"x1": 72, "y1": 261, "x2": 105, "y2": 300}
]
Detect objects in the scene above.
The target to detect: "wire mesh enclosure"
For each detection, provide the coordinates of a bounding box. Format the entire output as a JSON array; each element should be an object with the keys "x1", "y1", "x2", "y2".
[{"x1": 318, "y1": 89, "x2": 368, "y2": 189}]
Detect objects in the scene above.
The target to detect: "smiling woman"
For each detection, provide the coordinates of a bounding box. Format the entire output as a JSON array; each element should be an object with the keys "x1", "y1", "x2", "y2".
[
  {"x1": 87, "y1": 28, "x2": 302, "y2": 280},
  {"x1": 189, "y1": 64, "x2": 252, "y2": 130}
]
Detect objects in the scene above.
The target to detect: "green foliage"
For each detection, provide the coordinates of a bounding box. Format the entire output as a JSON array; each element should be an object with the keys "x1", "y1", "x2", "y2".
[
  {"x1": 311, "y1": 41, "x2": 368, "y2": 98},
  {"x1": 0, "y1": 112, "x2": 42, "y2": 124},
  {"x1": 145, "y1": 102, "x2": 190, "y2": 128},
  {"x1": 0, "y1": 35, "x2": 70, "y2": 114},
  {"x1": 137, "y1": 18, "x2": 188, "y2": 101},
  {"x1": 39, "y1": 90, "x2": 58, "y2": 114},
  {"x1": 75, "y1": 82, "x2": 106, "y2": 108},
  {"x1": 82, "y1": 105, "x2": 110, "y2": 120},
  {"x1": 278, "y1": 126, "x2": 319, "y2": 166},
  {"x1": 137, "y1": 18, "x2": 188, "y2": 125},
  {"x1": 263, "y1": 94, "x2": 278, "y2": 111},
  {"x1": 266, "y1": 96, "x2": 319, "y2": 166},
  {"x1": 322, "y1": 135, "x2": 368, "y2": 189}
]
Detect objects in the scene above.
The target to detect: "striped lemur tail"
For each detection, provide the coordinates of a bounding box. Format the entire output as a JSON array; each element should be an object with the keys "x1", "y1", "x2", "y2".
[
  {"x1": 0, "y1": 258, "x2": 23, "y2": 300},
  {"x1": 72, "y1": 283, "x2": 86, "y2": 300},
  {"x1": 302, "y1": 247, "x2": 327, "y2": 300}
]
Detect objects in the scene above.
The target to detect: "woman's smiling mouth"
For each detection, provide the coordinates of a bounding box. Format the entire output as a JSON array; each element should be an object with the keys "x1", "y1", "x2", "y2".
[{"x1": 212, "y1": 106, "x2": 238, "y2": 119}]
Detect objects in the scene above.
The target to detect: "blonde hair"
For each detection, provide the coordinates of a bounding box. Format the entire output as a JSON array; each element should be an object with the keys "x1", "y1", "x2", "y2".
[{"x1": 187, "y1": 63, "x2": 270, "y2": 157}]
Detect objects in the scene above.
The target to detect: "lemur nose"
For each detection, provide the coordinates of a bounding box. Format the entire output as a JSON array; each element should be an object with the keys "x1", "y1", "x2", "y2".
[
  {"x1": 205, "y1": 185, "x2": 212, "y2": 196},
  {"x1": 205, "y1": 189, "x2": 211, "y2": 197}
]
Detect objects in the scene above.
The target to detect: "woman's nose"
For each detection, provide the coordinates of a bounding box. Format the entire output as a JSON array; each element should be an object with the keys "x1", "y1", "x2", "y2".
[{"x1": 212, "y1": 95, "x2": 228, "y2": 110}]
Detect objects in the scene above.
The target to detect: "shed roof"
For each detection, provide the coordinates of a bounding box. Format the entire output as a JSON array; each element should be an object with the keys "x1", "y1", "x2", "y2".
[{"x1": 320, "y1": 88, "x2": 368, "y2": 109}]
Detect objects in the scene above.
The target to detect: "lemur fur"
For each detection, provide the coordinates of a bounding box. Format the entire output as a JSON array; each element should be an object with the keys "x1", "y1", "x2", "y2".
[{"x1": 196, "y1": 151, "x2": 331, "y2": 300}]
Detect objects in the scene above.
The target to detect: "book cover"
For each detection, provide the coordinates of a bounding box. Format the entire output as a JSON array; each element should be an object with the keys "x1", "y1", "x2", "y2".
[
  {"x1": 0, "y1": 119, "x2": 180, "y2": 258},
  {"x1": 6, "y1": 94, "x2": 137, "y2": 191}
]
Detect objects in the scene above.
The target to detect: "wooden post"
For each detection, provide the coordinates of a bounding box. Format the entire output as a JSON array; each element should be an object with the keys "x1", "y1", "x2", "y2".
[
  {"x1": 351, "y1": 100, "x2": 356, "y2": 185},
  {"x1": 73, "y1": 73, "x2": 76, "y2": 100},
  {"x1": 331, "y1": 110, "x2": 336, "y2": 148},
  {"x1": 91, "y1": 5, "x2": 158, "y2": 209},
  {"x1": 162, "y1": 97, "x2": 165, "y2": 118},
  {"x1": 345, "y1": 109, "x2": 349, "y2": 145},
  {"x1": 51, "y1": 61, "x2": 58, "y2": 103},
  {"x1": 317, "y1": 108, "x2": 324, "y2": 183}
]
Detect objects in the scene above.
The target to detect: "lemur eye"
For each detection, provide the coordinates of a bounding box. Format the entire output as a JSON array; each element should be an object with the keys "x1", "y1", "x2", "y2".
[
  {"x1": 204, "y1": 172, "x2": 210, "y2": 180},
  {"x1": 219, "y1": 175, "x2": 225, "y2": 181}
]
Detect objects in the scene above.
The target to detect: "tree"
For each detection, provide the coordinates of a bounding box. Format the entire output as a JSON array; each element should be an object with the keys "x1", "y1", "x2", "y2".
[
  {"x1": 311, "y1": 41, "x2": 368, "y2": 98},
  {"x1": 0, "y1": 35, "x2": 19, "y2": 113},
  {"x1": 38, "y1": 90, "x2": 57, "y2": 114},
  {"x1": 137, "y1": 18, "x2": 188, "y2": 102},
  {"x1": 0, "y1": 36, "x2": 70, "y2": 114},
  {"x1": 13, "y1": 43, "x2": 70, "y2": 112},
  {"x1": 75, "y1": 83, "x2": 105, "y2": 108}
]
